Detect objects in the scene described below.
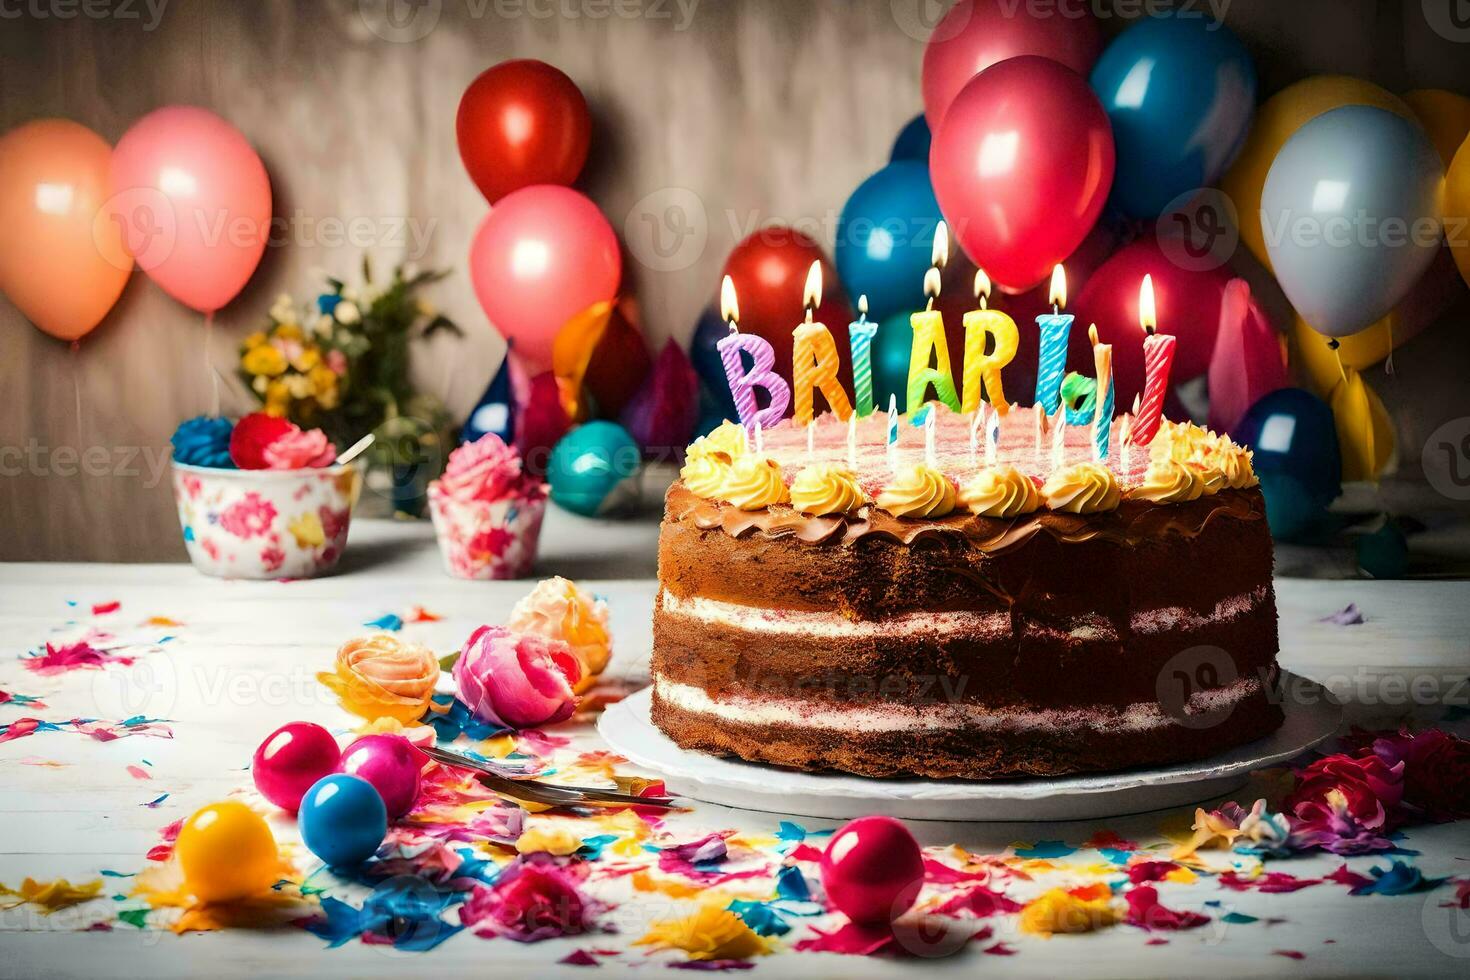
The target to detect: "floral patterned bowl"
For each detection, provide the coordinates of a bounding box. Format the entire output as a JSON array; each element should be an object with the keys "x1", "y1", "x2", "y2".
[
  {"x1": 427, "y1": 487, "x2": 547, "y2": 580},
  {"x1": 172, "y1": 462, "x2": 360, "y2": 579}
]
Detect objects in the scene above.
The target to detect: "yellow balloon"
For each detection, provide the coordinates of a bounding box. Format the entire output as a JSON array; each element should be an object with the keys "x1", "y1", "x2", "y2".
[
  {"x1": 551, "y1": 298, "x2": 614, "y2": 420},
  {"x1": 1329, "y1": 367, "x2": 1395, "y2": 482},
  {"x1": 1403, "y1": 89, "x2": 1470, "y2": 167},
  {"x1": 1446, "y1": 132, "x2": 1470, "y2": 290},
  {"x1": 1291, "y1": 316, "x2": 1396, "y2": 395},
  {"x1": 176, "y1": 801, "x2": 280, "y2": 904},
  {"x1": 1220, "y1": 76, "x2": 1413, "y2": 271}
]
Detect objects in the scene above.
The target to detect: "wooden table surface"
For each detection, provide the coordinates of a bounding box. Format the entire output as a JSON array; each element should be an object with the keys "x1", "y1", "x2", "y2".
[{"x1": 2, "y1": 516, "x2": 1468, "y2": 978}]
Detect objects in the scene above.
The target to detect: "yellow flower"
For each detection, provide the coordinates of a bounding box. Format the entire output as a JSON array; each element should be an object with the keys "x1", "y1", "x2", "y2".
[
  {"x1": 288, "y1": 512, "x2": 324, "y2": 548},
  {"x1": 317, "y1": 634, "x2": 440, "y2": 725},
  {"x1": 243, "y1": 331, "x2": 268, "y2": 349},
  {"x1": 0, "y1": 877, "x2": 103, "y2": 914},
  {"x1": 272, "y1": 322, "x2": 303, "y2": 342},
  {"x1": 242, "y1": 345, "x2": 288, "y2": 378},
  {"x1": 264, "y1": 380, "x2": 290, "y2": 417},
  {"x1": 636, "y1": 903, "x2": 771, "y2": 960},
  {"x1": 290, "y1": 346, "x2": 321, "y2": 373}
]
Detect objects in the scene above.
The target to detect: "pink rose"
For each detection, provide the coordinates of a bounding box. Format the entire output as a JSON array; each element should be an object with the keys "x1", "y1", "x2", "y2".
[
  {"x1": 436, "y1": 435, "x2": 527, "y2": 503},
  {"x1": 453, "y1": 626, "x2": 581, "y2": 729},
  {"x1": 262, "y1": 426, "x2": 336, "y2": 469},
  {"x1": 1285, "y1": 752, "x2": 1405, "y2": 831},
  {"x1": 459, "y1": 855, "x2": 598, "y2": 942},
  {"x1": 1361, "y1": 728, "x2": 1470, "y2": 822}
]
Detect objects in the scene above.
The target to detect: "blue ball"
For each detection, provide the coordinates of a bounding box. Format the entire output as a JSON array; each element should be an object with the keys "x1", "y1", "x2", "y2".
[
  {"x1": 1258, "y1": 472, "x2": 1324, "y2": 543},
  {"x1": 547, "y1": 421, "x2": 641, "y2": 516},
  {"x1": 1235, "y1": 388, "x2": 1342, "y2": 510},
  {"x1": 1090, "y1": 15, "x2": 1256, "y2": 218},
  {"x1": 835, "y1": 162, "x2": 943, "y2": 323},
  {"x1": 889, "y1": 113, "x2": 931, "y2": 163},
  {"x1": 298, "y1": 773, "x2": 387, "y2": 868},
  {"x1": 1356, "y1": 521, "x2": 1409, "y2": 579}
]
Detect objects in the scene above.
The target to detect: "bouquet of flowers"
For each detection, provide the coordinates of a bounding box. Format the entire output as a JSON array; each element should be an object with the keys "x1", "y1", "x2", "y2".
[{"x1": 238, "y1": 259, "x2": 460, "y2": 514}]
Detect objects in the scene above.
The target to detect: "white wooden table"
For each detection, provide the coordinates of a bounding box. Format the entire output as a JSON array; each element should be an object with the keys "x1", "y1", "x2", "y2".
[{"x1": 2, "y1": 516, "x2": 1469, "y2": 979}]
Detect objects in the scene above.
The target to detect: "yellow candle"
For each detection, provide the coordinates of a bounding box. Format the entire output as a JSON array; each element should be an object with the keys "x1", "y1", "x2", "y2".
[
  {"x1": 960, "y1": 268, "x2": 1018, "y2": 416},
  {"x1": 792, "y1": 262, "x2": 853, "y2": 426}
]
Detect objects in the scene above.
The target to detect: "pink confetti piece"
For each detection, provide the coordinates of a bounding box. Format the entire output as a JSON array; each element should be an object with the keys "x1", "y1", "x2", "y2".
[
  {"x1": 1273, "y1": 950, "x2": 1306, "y2": 960},
  {"x1": 126, "y1": 765, "x2": 152, "y2": 780},
  {"x1": 23, "y1": 641, "x2": 135, "y2": 676},
  {"x1": 92, "y1": 601, "x2": 121, "y2": 615}
]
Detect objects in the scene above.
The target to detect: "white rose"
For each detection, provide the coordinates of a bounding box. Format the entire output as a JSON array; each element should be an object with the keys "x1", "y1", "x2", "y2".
[{"x1": 334, "y1": 301, "x2": 361, "y2": 324}]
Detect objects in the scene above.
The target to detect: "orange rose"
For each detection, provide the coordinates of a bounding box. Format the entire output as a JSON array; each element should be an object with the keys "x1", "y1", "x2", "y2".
[{"x1": 317, "y1": 634, "x2": 439, "y2": 724}]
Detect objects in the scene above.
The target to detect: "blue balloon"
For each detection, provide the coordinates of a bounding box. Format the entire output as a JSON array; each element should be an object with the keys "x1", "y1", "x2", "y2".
[
  {"x1": 1235, "y1": 388, "x2": 1342, "y2": 509},
  {"x1": 299, "y1": 774, "x2": 387, "y2": 868},
  {"x1": 547, "y1": 421, "x2": 641, "y2": 516},
  {"x1": 870, "y1": 311, "x2": 914, "y2": 409},
  {"x1": 1090, "y1": 15, "x2": 1256, "y2": 219},
  {"x1": 889, "y1": 113, "x2": 931, "y2": 163},
  {"x1": 689, "y1": 307, "x2": 736, "y2": 418},
  {"x1": 835, "y1": 162, "x2": 944, "y2": 323},
  {"x1": 462, "y1": 349, "x2": 515, "y2": 446}
]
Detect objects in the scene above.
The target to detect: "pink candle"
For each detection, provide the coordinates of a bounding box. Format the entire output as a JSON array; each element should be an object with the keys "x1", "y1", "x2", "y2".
[
  {"x1": 1132, "y1": 275, "x2": 1174, "y2": 446},
  {"x1": 717, "y1": 275, "x2": 791, "y2": 436}
]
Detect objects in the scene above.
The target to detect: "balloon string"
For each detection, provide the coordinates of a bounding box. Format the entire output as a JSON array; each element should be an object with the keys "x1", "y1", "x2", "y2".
[
  {"x1": 1384, "y1": 319, "x2": 1395, "y2": 377},
  {"x1": 70, "y1": 340, "x2": 83, "y2": 449},
  {"x1": 205, "y1": 310, "x2": 220, "y2": 416}
]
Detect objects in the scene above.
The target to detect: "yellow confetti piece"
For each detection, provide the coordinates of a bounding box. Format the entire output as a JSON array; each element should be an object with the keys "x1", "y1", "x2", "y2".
[
  {"x1": 635, "y1": 902, "x2": 771, "y2": 961},
  {"x1": 0, "y1": 877, "x2": 103, "y2": 913},
  {"x1": 630, "y1": 870, "x2": 705, "y2": 900},
  {"x1": 515, "y1": 824, "x2": 585, "y2": 857},
  {"x1": 144, "y1": 616, "x2": 184, "y2": 627},
  {"x1": 1170, "y1": 807, "x2": 1243, "y2": 861},
  {"x1": 1018, "y1": 887, "x2": 1120, "y2": 937},
  {"x1": 1164, "y1": 866, "x2": 1199, "y2": 884},
  {"x1": 727, "y1": 834, "x2": 779, "y2": 851},
  {"x1": 132, "y1": 863, "x2": 312, "y2": 934},
  {"x1": 478, "y1": 735, "x2": 516, "y2": 759}
]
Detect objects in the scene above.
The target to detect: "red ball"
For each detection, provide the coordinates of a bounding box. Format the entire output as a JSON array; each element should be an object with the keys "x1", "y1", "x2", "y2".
[
  {"x1": 337, "y1": 734, "x2": 423, "y2": 819},
  {"x1": 821, "y1": 815, "x2": 925, "y2": 925},
  {"x1": 252, "y1": 722, "x2": 340, "y2": 812}
]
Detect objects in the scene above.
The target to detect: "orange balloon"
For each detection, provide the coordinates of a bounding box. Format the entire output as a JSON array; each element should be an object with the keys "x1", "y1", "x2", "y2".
[{"x1": 0, "y1": 119, "x2": 132, "y2": 341}]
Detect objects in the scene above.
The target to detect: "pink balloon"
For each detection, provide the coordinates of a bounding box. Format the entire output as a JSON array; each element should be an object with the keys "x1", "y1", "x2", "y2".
[
  {"x1": 252, "y1": 722, "x2": 340, "y2": 813},
  {"x1": 107, "y1": 106, "x2": 271, "y2": 313},
  {"x1": 931, "y1": 56, "x2": 1114, "y2": 293},
  {"x1": 1073, "y1": 236, "x2": 1236, "y2": 407},
  {"x1": 470, "y1": 185, "x2": 621, "y2": 374},
  {"x1": 922, "y1": 0, "x2": 1103, "y2": 130},
  {"x1": 1209, "y1": 279, "x2": 1288, "y2": 437}
]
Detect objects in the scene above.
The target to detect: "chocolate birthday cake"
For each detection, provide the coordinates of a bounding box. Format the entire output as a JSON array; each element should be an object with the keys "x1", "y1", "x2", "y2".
[{"x1": 651, "y1": 407, "x2": 1282, "y2": 780}]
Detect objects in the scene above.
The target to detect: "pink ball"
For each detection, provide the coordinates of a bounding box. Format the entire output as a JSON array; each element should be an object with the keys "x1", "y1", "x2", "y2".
[
  {"x1": 337, "y1": 734, "x2": 423, "y2": 819},
  {"x1": 821, "y1": 816, "x2": 925, "y2": 925},
  {"x1": 252, "y1": 722, "x2": 340, "y2": 812}
]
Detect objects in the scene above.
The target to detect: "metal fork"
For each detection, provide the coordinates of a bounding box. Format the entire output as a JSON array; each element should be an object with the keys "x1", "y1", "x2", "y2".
[{"x1": 422, "y1": 745, "x2": 676, "y2": 810}]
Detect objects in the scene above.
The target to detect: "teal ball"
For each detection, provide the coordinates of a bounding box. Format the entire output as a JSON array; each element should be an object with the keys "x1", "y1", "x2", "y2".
[
  {"x1": 1356, "y1": 522, "x2": 1408, "y2": 579},
  {"x1": 1259, "y1": 472, "x2": 1322, "y2": 543},
  {"x1": 547, "y1": 421, "x2": 641, "y2": 516}
]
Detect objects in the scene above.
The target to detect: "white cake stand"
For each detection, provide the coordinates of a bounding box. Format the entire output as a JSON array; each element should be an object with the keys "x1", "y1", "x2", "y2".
[{"x1": 597, "y1": 672, "x2": 1341, "y2": 822}]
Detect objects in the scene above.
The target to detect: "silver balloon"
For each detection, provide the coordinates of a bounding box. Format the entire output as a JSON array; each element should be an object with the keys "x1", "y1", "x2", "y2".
[{"x1": 1260, "y1": 105, "x2": 1443, "y2": 339}]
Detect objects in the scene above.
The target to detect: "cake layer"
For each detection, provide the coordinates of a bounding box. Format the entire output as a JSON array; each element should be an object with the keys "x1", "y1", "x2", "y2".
[{"x1": 651, "y1": 676, "x2": 1286, "y2": 779}]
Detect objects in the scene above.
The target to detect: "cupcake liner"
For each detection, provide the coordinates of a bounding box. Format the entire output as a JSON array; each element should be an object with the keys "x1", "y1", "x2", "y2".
[
  {"x1": 172, "y1": 462, "x2": 359, "y2": 579},
  {"x1": 428, "y1": 486, "x2": 547, "y2": 580}
]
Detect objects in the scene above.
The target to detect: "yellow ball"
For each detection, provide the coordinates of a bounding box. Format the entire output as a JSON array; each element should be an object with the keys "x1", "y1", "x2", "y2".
[{"x1": 176, "y1": 801, "x2": 280, "y2": 903}]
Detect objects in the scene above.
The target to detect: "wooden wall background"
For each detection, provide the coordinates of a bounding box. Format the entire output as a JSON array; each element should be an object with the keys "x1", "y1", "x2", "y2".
[{"x1": 2, "y1": 0, "x2": 1468, "y2": 561}]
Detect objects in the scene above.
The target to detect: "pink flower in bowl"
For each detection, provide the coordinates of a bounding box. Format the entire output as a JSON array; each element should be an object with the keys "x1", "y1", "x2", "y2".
[{"x1": 453, "y1": 626, "x2": 581, "y2": 729}]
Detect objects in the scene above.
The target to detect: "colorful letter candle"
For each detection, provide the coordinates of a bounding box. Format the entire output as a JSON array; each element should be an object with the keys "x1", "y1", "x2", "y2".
[
  {"x1": 1132, "y1": 274, "x2": 1175, "y2": 446},
  {"x1": 960, "y1": 269, "x2": 1018, "y2": 416},
  {"x1": 1033, "y1": 264, "x2": 1073, "y2": 416},
  {"x1": 906, "y1": 224, "x2": 961, "y2": 414},
  {"x1": 716, "y1": 275, "x2": 791, "y2": 436},
  {"x1": 1089, "y1": 323, "x2": 1114, "y2": 461},
  {"x1": 792, "y1": 262, "x2": 853, "y2": 426},
  {"x1": 849, "y1": 295, "x2": 878, "y2": 417}
]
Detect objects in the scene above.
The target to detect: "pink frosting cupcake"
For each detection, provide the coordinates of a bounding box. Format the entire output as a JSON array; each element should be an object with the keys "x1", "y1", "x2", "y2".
[{"x1": 428, "y1": 435, "x2": 548, "y2": 580}]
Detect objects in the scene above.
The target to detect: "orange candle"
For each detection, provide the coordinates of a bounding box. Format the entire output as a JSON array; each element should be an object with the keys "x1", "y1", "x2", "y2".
[
  {"x1": 792, "y1": 262, "x2": 852, "y2": 426},
  {"x1": 960, "y1": 268, "x2": 1018, "y2": 416}
]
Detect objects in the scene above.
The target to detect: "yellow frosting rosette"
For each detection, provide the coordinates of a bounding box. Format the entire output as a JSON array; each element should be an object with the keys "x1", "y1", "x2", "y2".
[
  {"x1": 960, "y1": 465, "x2": 1041, "y2": 517},
  {"x1": 1129, "y1": 456, "x2": 1206, "y2": 504},
  {"x1": 686, "y1": 420, "x2": 747, "y2": 463},
  {"x1": 877, "y1": 464, "x2": 957, "y2": 518},
  {"x1": 317, "y1": 634, "x2": 440, "y2": 724},
  {"x1": 507, "y1": 576, "x2": 612, "y2": 692},
  {"x1": 1042, "y1": 462, "x2": 1121, "y2": 514},
  {"x1": 720, "y1": 455, "x2": 789, "y2": 510},
  {"x1": 789, "y1": 463, "x2": 866, "y2": 516},
  {"x1": 1218, "y1": 443, "x2": 1258, "y2": 488},
  {"x1": 680, "y1": 454, "x2": 730, "y2": 498}
]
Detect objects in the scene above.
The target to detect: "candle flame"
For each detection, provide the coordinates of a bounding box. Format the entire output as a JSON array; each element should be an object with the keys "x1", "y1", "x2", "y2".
[
  {"x1": 1088, "y1": 322, "x2": 1100, "y2": 347},
  {"x1": 802, "y1": 261, "x2": 823, "y2": 314},
  {"x1": 857, "y1": 294, "x2": 868, "y2": 317},
  {"x1": 923, "y1": 266, "x2": 942, "y2": 302},
  {"x1": 973, "y1": 268, "x2": 991, "y2": 302},
  {"x1": 720, "y1": 275, "x2": 739, "y2": 326},
  {"x1": 931, "y1": 221, "x2": 949, "y2": 270},
  {"x1": 1140, "y1": 274, "x2": 1156, "y2": 333},
  {"x1": 1048, "y1": 264, "x2": 1067, "y2": 310}
]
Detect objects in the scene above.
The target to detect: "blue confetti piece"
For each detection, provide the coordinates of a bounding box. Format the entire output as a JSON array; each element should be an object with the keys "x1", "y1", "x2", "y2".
[
  {"x1": 727, "y1": 899, "x2": 791, "y2": 937},
  {"x1": 364, "y1": 613, "x2": 403, "y2": 631},
  {"x1": 775, "y1": 865, "x2": 811, "y2": 903},
  {"x1": 100, "y1": 869, "x2": 136, "y2": 878},
  {"x1": 1222, "y1": 911, "x2": 1259, "y2": 924},
  {"x1": 1348, "y1": 860, "x2": 1446, "y2": 897},
  {"x1": 426, "y1": 696, "x2": 507, "y2": 743},
  {"x1": 1099, "y1": 848, "x2": 1133, "y2": 865},
  {"x1": 577, "y1": 835, "x2": 619, "y2": 861},
  {"x1": 142, "y1": 793, "x2": 169, "y2": 808},
  {"x1": 1014, "y1": 840, "x2": 1075, "y2": 859}
]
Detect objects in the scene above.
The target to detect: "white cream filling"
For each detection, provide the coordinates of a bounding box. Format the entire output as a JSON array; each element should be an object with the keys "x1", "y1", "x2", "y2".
[
  {"x1": 1130, "y1": 585, "x2": 1267, "y2": 635},
  {"x1": 654, "y1": 675, "x2": 1263, "y2": 735}
]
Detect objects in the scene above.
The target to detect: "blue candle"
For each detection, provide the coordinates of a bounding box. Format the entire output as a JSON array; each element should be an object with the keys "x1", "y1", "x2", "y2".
[
  {"x1": 849, "y1": 295, "x2": 878, "y2": 417},
  {"x1": 1090, "y1": 324, "x2": 1114, "y2": 462},
  {"x1": 1033, "y1": 265, "x2": 1073, "y2": 416}
]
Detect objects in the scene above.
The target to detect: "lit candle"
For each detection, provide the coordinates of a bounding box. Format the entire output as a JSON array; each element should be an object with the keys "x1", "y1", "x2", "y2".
[
  {"x1": 1089, "y1": 323, "x2": 1114, "y2": 462},
  {"x1": 887, "y1": 393, "x2": 899, "y2": 474},
  {"x1": 791, "y1": 262, "x2": 853, "y2": 427},
  {"x1": 717, "y1": 275, "x2": 791, "y2": 437},
  {"x1": 847, "y1": 411, "x2": 857, "y2": 469},
  {"x1": 924, "y1": 406, "x2": 937, "y2": 468},
  {"x1": 969, "y1": 404, "x2": 984, "y2": 466},
  {"x1": 986, "y1": 408, "x2": 999, "y2": 467},
  {"x1": 1133, "y1": 274, "x2": 1176, "y2": 446},
  {"x1": 1119, "y1": 415, "x2": 1132, "y2": 477},
  {"x1": 849, "y1": 295, "x2": 878, "y2": 418},
  {"x1": 1034, "y1": 405, "x2": 1047, "y2": 465},
  {"x1": 1033, "y1": 264, "x2": 1073, "y2": 417},
  {"x1": 906, "y1": 223, "x2": 961, "y2": 414},
  {"x1": 960, "y1": 268, "x2": 1018, "y2": 416}
]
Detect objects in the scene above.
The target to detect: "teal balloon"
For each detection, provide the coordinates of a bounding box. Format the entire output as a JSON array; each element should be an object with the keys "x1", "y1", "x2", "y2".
[
  {"x1": 1356, "y1": 522, "x2": 1408, "y2": 579},
  {"x1": 1258, "y1": 472, "x2": 1324, "y2": 543},
  {"x1": 1236, "y1": 388, "x2": 1342, "y2": 509},
  {"x1": 299, "y1": 774, "x2": 386, "y2": 868},
  {"x1": 889, "y1": 113, "x2": 931, "y2": 162},
  {"x1": 870, "y1": 311, "x2": 914, "y2": 409},
  {"x1": 835, "y1": 162, "x2": 943, "y2": 322},
  {"x1": 547, "y1": 421, "x2": 640, "y2": 516}
]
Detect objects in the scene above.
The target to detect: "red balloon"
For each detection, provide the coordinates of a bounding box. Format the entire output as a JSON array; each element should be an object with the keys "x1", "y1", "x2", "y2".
[
  {"x1": 457, "y1": 60, "x2": 591, "y2": 205},
  {"x1": 1074, "y1": 235, "x2": 1236, "y2": 407},
  {"x1": 821, "y1": 816, "x2": 925, "y2": 925},
  {"x1": 469, "y1": 185, "x2": 621, "y2": 374},
  {"x1": 931, "y1": 57, "x2": 1115, "y2": 294},
  {"x1": 922, "y1": 0, "x2": 1103, "y2": 129},
  {"x1": 720, "y1": 228, "x2": 853, "y2": 388}
]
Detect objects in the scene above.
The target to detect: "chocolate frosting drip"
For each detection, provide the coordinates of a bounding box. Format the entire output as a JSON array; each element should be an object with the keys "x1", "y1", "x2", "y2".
[{"x1": 667, "y1": 483, "x2": 1262, "y2": 555}]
